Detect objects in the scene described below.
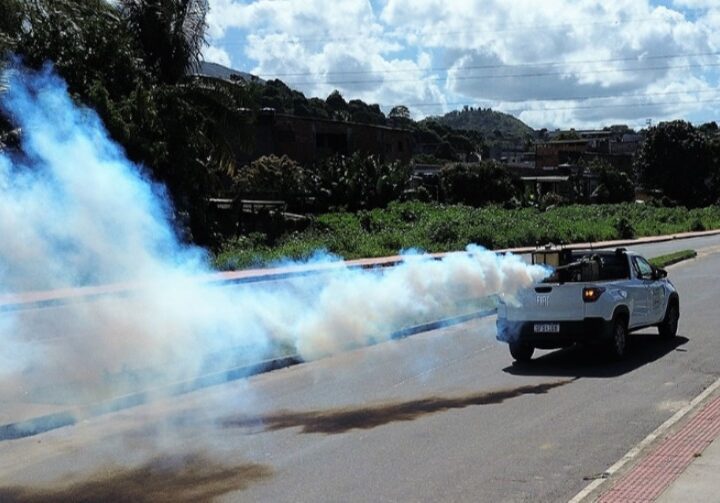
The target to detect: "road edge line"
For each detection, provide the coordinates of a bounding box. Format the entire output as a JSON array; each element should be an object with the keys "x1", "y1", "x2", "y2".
[{"x1": 568, "y1": 375, "x2": 720, "y2": 503}]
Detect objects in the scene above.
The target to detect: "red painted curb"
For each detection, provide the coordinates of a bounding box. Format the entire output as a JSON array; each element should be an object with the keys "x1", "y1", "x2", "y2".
[{"x1": 598, "y1": 393, "x2": 720, "y2": 502}]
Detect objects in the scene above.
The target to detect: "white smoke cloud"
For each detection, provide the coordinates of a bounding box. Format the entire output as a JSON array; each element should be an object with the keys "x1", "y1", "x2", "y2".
[{"x1": 0, "y1": 65, "x2": 547, "y2": 411}]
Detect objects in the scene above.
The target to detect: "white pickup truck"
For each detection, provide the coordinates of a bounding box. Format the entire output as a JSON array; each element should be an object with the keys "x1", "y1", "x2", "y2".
[{"x1": 496, "y1": 247, "x2": 680, "y2": 362}]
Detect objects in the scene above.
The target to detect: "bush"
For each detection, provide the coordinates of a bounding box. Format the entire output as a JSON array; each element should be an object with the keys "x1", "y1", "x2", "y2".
[
  {"x1": 615, "y1": 216, "x2": 635, "y2": 239},
  {"x1": 539, "y1": 192, "x2": 567, "y2": 210},
  {"x1": 310, "y1": 153, "x2": 412, "y2": 211},
  {"x1": 235, "y1": 155, "x2": 310, "y2": 200},
  {"x1": 440, "y1": 161, "x2": 521, "y2": 206},
  {"x1": 589, "y1": 162, "x2": 636, "y2": 204},
  {"x1": 215, "y1": 202, "x2": 720, "y2": 269}
]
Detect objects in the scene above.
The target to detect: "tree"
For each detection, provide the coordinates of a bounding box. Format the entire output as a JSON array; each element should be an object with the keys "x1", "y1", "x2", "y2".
[
  {"x1": 587, "y1": 159, "x2": 635, "y2": 204},
  {"x1": 0, "y1": 0, "x2": 22, "y2": 149},
  {"x1": 326, "y1": 90, "x2": 347, "y2": 113},
  {"x1": 2, "y1": 0, "x2": 256, "y2": 245},
  {"x1": 556, "y1": 129, "x2": 580, "y2": 140},
  {"x1": 119, "y1": 0, "x2": 209, "y2": 85},
  {"x1": 235, "y1": 155, "x2": 310, "y2": 200},
  {"x1": 440, "y1": 161, "x2": 521, "y2": 206},
  {"x1": 634, "y1": 120, "x2": 713, "y2": 207},
  {"x1": 699, "y1": 121, "x2": 719, "y2": 136},
  {"x1": 388, "y1": 105, "x2": 411, "y2": 126},
  {"x1": 310, "y1": 153, "x2": 412, "y2": 211},
  {"x1": 0, "y1": 0, "x2": 22, "y2": 54},
  {"x1": 445, "y1": 133, "x2": 476, "y2": 160},
  {"x1": 348, "y1": 99, "x2": 386, "y2": 125},
  {"x1": 12, "y1": 0, "x2": 148, "y2": 98}
]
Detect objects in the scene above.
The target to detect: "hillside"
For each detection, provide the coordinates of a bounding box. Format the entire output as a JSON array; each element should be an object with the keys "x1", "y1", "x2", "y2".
[
  {"x1": 433, "y1": 107, "x2": 535, "y2": 139},
  {"x1": 197, "y1": 61, "x2": 263, "y2": 83}
]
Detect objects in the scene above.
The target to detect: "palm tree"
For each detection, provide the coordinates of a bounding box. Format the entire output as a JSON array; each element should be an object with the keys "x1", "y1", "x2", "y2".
[
  {"x1": 119, "y1": 0, "x2": 209, "y2": 85},
  {"x1": 119, "y1": 0, "x2": 257, "y2": 172}
]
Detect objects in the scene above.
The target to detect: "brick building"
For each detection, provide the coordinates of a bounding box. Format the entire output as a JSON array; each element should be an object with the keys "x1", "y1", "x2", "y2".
[
  {"x1": 250, "y1": 110, "x2": 413, "y2": 165},
  {"x1": 535, "y1": 139, "x2": 592, "y2": 168},
  {"x1": 535, "y1": 134, "x2": 641, "y2": 171}
]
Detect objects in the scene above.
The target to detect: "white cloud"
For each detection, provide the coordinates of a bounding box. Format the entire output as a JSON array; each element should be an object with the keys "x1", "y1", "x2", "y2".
[
  {"x1": 205, "y1": 0, "x2": 720, "y2": 128},
  {"x1": 202, "y1": 45, "x2": 232, "y2": 67}
]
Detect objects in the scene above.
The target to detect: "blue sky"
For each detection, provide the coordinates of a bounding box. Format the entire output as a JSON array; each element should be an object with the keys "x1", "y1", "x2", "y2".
[{"x1": 203, "y1": 0, "x2": 720, "y2": 130}]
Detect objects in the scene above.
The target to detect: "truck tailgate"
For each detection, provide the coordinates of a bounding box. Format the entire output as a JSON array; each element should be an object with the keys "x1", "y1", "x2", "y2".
[{"x1": 504, "y1": 283, "x2": 586, "y2": 321}]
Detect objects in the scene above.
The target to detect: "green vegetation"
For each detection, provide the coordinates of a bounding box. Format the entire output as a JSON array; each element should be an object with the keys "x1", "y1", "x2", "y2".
[
  {"x1": 439, "y1": 161, "x2": 521, "y2": 206},
  {"x1": 215, "y1": 202, "x2": 720, "y2": 270},
  {"x1": 649, "y1": 250, "x2": 698, "y2": 269},
  {"x1": 635, "y1": 120, "x2": 720, "y2": 207},
  {"x1": 586, "y1": 159, "x2": 635, "y2": 204},
  {"x1": 432, "y1": 106, "x2": 535, "y2": 140},
  {"x1": 235, "y1": 153, "x2": 413, "y2": 213},
  {"x1": 0, "y1": 0, "x2": 256, "y2": 245}
]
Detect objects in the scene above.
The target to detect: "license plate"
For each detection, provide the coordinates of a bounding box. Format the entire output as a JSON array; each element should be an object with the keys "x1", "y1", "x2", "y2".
[{"x1": 534, "y1": 323, "x2": 560, "y2": 333}]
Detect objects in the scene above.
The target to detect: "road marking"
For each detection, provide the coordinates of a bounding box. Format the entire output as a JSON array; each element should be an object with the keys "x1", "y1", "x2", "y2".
[{"x1": 568, "y1": 375, "x2": 720, "y2": 503}]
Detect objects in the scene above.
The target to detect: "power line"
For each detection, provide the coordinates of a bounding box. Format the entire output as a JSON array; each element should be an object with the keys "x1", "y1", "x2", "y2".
[
  {"x1": 252, "y1": 50, "x2": 720, "y2": 79},
  {"x1": 383, "y1": 97, "x2": 720, "y2": 117},
  {"x1": 282, "y1": 62, "x2": 720, "y2": 87},
  {"x1": 504, "y1": 97, "x2": 720, "y2": 113},
  {"x1": 393, "y1": 89, "x2": 720, "y2": 109},
  {"x1": 211, "y1": 15, "x2": 662, "y2": 46}
]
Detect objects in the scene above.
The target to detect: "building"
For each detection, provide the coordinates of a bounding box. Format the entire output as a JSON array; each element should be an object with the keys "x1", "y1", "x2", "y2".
[
  {"x1": 535, "y1": 139, "x2": 591, "y2": 168},
  {"x1": 535, "y1": 131, "x2": 641, "y2": 172},
  {"x1": 250, "y1": 109, "x2": 414, "y2": 165}
]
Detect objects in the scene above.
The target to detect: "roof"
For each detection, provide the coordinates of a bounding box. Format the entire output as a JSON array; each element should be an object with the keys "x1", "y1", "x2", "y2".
[
  {"x1": 273, "y1": 112, "x2": 413, "y2": 133},
  {"x1": 195, "y1": 61, "x2": 263, "y2": 83},
  {"x1": 540, "y1": 139, "x2": 591, "y2": 145},
  {"x1": 520, "y1": 176, "x2": 570, "y2": 182}
]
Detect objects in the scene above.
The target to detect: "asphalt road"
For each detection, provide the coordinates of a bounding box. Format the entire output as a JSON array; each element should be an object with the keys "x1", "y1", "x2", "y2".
[{"x1": 1, "y1": 234, "x2": 720, "y2": 502}]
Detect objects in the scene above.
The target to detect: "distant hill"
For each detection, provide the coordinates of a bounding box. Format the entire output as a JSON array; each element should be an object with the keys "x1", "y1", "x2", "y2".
[
  {"x1": 196, "y1": 61, "x2": 263, "y2": 84},
  {"x1": 432, "y1": 107, "x2": 535, "y2": 140}
]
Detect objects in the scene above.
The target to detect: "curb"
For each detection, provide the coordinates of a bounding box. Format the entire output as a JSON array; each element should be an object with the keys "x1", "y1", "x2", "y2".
[
  {"x1": 2, "y1": 229, "x2": 719, "y2": 313},
  {"x1": 0, "y1": 355, "x2": 302, "y2": 442},
  {"x1": 569, "y1": 376, "x2": 720, "y2": 502}
]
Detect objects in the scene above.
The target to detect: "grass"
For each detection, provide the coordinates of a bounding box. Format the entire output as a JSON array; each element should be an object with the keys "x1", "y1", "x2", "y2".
[
  {"x1": 215, "y1": 202, "x2": 720, "y2": 270},
  {"x1": 649, "y1": 249, "x2": 698, "y2": 268}
]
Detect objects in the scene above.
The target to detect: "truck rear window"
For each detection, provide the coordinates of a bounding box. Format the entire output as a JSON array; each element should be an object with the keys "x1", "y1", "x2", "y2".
[{"x1": 540, "y1": 252, "x2": 630, "y2": 283}]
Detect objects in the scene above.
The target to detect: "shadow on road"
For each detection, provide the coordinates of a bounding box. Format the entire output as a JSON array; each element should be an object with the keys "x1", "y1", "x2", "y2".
[
  {"x1": 222, "y1": 379, "x2": 575, "y2": 435},
  {"x1": 0, "y1": 454, "x2": 272, "y2": 503},
  {"x1": 503, "y1": 334, "x2": 689, "y2": 378}
]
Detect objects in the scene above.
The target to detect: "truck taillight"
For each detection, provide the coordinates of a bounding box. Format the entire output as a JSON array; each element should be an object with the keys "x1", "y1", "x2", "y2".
[{"x1": 582, "y1": 287, "x2": 606, "y2": 302}]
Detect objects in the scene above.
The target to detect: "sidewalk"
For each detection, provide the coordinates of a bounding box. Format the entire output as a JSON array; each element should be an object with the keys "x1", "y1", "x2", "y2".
[
  {"x1": 595, "y1": 383, "x2": 720, "y2": 502},
  {"x1": 656, "y1": 434, "x2": 720, "y2": 502}
]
